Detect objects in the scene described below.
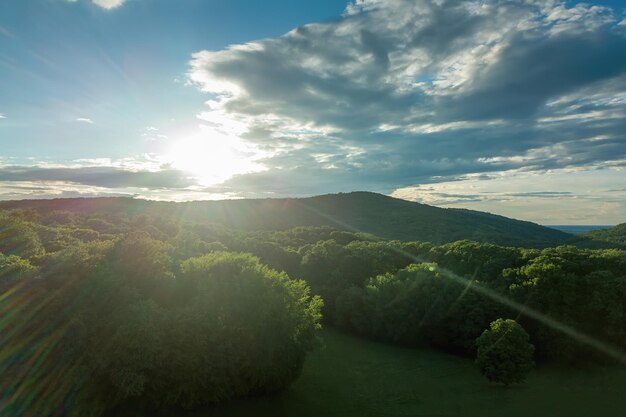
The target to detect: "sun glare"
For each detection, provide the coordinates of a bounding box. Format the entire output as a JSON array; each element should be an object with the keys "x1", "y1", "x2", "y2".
[{"x1": 166, "y1": 129, "x2": 263, "y2": 186}]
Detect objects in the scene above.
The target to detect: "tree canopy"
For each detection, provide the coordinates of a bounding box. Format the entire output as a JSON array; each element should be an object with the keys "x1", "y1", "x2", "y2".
[
  {"x1": 1, "y1": 206, "x2": 624, "y2": 415},
  {"x1": 475, "y1": 319, "x2": 535, "y2": 385}
]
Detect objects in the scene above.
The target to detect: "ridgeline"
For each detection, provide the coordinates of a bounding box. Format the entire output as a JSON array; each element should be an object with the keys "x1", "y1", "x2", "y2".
[{"x1": 0, "y1": 191, "x2": 577, "y2": 248}]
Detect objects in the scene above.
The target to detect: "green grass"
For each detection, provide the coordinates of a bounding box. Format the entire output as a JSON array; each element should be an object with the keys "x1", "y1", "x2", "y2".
[{"x1": 122, "y1": 328, "x2": 626, "y2": 417}]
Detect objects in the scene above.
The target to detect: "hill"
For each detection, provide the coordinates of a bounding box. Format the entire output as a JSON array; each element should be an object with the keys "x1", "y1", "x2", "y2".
[
  {"x1": 582, "y1": 223, "x2": 626, "y2": 245},
  {"x1": 0, "y1": 191, "x2": 575, "y2": 248}
]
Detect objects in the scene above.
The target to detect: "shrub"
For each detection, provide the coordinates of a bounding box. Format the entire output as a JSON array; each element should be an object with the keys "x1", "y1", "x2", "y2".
[
  {"x1": 80, "y1": 252, "x2": 323, "y2": 409},
  {"x1": 475, "y1": 318, "x2": 534, "y2": 385},
  {"x1": 0, "y1": 253, "x2": 37, "y2": 285}
]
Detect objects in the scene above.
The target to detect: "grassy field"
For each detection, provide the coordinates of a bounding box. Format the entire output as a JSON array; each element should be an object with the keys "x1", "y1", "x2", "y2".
[{"x1": 120, "y1": 328, "x2": 626, "y2": 417}]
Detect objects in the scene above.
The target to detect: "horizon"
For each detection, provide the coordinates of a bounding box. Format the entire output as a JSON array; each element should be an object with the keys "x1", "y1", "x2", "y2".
[
  {"x1": 1, "y1": 0, "x2": 626, "y2": 224},
  {"x1": 0, "y1": 190, "x2": 618, "y2": 227}
]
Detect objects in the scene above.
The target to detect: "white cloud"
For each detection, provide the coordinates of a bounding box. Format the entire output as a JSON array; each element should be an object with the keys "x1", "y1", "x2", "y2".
[
  {"x1": 391, "y1": 168, "x2": 626, "y2": 224},
  {"x1": 76, "y1": 118, "x2": 94, "y2": 124},
  {"x1": 187, "y1": 0, "x2": 626, "y2": 203},
  {"x1": 0, "y1": 155, "x2": 244, "y2": 202},
  {"x1": 0, "y1": 156, "x2": 196, "y2": 190},
  {"x1": 15, "y1": 0, "x2": 626, "y2": 223},
  {"x1": 0, "y1": 113, "x2": 6, "y2": 119},
  {"x1": 92, "y1": 0, "x2": 126, "y2": 9},
  {"x1": 65, "y1": 0, "x2": 127, "y2": 10},
  {"x1": 141, "y1": 126, "x2": 170, "y2": 142}
]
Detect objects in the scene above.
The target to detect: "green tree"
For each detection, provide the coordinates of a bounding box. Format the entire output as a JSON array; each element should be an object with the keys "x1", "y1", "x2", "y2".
[
  {"x1": 78, "y1": 252, "x2": 323, "y2": 409},
  {"x1": 475, "y1": 318, "x2": 534, "y2": 385},
  {"x1": 0, "y1": 253, "x2": 37, "y2": 285},
  {"x1": 0, "y1": 211, "x2": 43, "y2": 258}
]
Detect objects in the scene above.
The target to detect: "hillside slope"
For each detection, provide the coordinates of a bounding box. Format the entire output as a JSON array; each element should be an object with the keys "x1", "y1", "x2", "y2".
[
  {"x1": 582, "y1": 223, "x2": 626, "y2": 245},
  {"x1": 0, "y1": 191, "x2": 575, "y2": 248}
]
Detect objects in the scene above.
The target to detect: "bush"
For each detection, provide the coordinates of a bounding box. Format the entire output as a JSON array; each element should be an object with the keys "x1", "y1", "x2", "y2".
[
  {"x1": 0, "y1": 253, "x2": 36, "y2": 285},
  {"x1": 80, "y1": 252, "x2": 323, "y2": 409},
  {"x1": 0, "y1": 211, "x2": 43, "y2": 258},
  {"x1": 475, "y1": 319, "x2": 534, "y2": 386}
]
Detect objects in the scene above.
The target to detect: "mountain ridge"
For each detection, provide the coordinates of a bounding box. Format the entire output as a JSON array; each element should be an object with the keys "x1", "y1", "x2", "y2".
[
  {"x1": 581, "y1": 223, "x2": 626, "y2": 245},
  {"x1": 0, "y1": 191, "x2": 578, "y2": 248}
]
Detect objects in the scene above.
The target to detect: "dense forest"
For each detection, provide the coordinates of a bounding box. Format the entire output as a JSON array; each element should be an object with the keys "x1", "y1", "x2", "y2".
[
  {"x1": 583, "y1": 223, "x2": 626, "y2": 245},
  {"x1": 1, "y1": 197, "x2": 625, "y2": 415},
  {"x1": 0, "y1": 192, "x2": 586, "y2": 248}
]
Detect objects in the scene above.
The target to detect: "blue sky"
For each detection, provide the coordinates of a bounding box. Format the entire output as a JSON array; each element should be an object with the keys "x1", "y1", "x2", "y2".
[
  {"x1": 1, "y1": 0, "x2": 626, "y2": 224},
  {"x1": 0, "y1": 0, "x2": 347, "y2": 159}
]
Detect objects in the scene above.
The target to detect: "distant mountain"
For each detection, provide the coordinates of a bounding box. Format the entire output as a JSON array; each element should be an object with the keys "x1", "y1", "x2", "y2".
[
  {"x1": 0, "y1": 191, "x2": 578, "y2": 248},
  {"x1": 582, "y1": 223, "x2": 626, "y2": 245},
  {"x1": 547, "y1": 225, "x2": 613, "y2": 235}
]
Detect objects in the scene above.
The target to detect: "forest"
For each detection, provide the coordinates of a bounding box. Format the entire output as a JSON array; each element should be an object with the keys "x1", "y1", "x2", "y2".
[{"x1": 1, "y1": 196, "x2": 625, "y2": 416}]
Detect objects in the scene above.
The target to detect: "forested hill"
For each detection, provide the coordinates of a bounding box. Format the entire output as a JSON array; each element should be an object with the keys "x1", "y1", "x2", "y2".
[
  {"x1": 0, "y1": 191, "x2": 575, "y2": 248},
  {"x1": 582, "y1": 223, "x2": 626, "y2": 245}
]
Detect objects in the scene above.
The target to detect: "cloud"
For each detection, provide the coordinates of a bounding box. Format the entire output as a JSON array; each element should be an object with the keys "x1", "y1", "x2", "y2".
[
  {"x1": 0, "y1": 113, "x2": 6, "y2": 119},
  {"x1": 0, "y1": 181, "x2": 132, "y2": 201},
  {"x1": 187, "y1": 0, "x2": 626, "y2": 198},
  {"x1": 65, "y1": 0, "x2": 126, "y2": 10},
  {"x1": 507, "y1": 191, "x2": 573, "y2": 198},
  {"x1": 0, "y1": 165, "x2": 196, "y2": 189},
  {"x1": 92, "y1": 0, "x2": 126, "y2": 10},
  {"x1": 391, "y1": 169, "x2": 626, "y2": 224},
  {"x1": 141, "y1": 126, "x2": 169, "y2": 142},
  {"x1": 76, "y1": 118, "x2": 94, "y2": 124},
  {"x1": 0, "y1": 157, "x2": 241, "y2": 202},
  {"x1": 0, "y1": 180, "x2": 240, "y2": 203},
  {"x1": 5, "y1": 0, "x2": 625, "y2": 224},
  {"x1": 0, "y1": 26, "x2": 15, "y2": 39}
]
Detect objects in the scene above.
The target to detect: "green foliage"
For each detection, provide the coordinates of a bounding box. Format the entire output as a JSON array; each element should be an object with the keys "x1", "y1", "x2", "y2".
[
  {"x1": 230, "y1": 237, "x2": 301, "y2": 276},
  {"x1": 0, "y1": 211, "x2": 44, "y2": 258},
  {"x1": 298, "y1": 239, "x2": 431, "y2": 322},
  {"x1": 505, "y1": 246, "x2": 626, "y2": 362},
  {"x1": 40, "y1": 209, "x2": 77, "y2": 225},
  {"x1": 332, "y1": 243, "x2": 626, "y2": 362},
  {"x1": 3, "y1": 199, "x2": 626, "y2": 416},
  {"x1": 584, "y1": 223, "x2": 626, "y2": 245},
  {"x1": 114, "y1": 231, "x2": 174, "y2": 281},
  {"x1": 339, "y1": 263, "x2": 459, "y2": 344},
  {"x1": 0, "y1": 192, "x2": 578, "y2": 248},
  {"x1": 0, "y1": 253, "x2": 37, "y2": 284},
  {"x1": 245, "y1": 226, "x2": 368, "y2": 249},
  {"x1": 428, "y1": 240, "x2": 526, "y2": 286},
  {"x1": 335, "y1": 263, "x2": 503, "y2": 353},
  {"x1": 475, "y1": 319, "x2": 535, "y2": 385},
  {"x1": 73, "y1": 252, "x2": 322, "y2": 409}
]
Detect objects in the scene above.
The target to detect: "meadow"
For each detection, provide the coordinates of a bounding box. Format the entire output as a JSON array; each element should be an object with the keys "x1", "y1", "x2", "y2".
[{"x1": 113, "y1": 328, "x2": 626, "y2": 417}]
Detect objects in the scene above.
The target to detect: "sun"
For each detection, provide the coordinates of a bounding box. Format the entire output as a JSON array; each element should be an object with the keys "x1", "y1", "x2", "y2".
[{"x1": 166, "y1": 129, "x2": 263, "y2": 186}]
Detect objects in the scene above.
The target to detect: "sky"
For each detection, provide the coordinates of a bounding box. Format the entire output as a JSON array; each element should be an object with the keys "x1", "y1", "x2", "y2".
[{"x1": 1, "y1": 0, "x2": 625, "y2": 224}]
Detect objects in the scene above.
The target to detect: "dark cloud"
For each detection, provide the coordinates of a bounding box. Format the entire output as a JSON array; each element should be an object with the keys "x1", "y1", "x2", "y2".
[
  {"x1": 443, "y1": 33, "x2": 626, "y2": 121},
  {"x1": 507, "y1": 191, "x2": 573, "y2": 198},
  {"x1": 0, "y1": 166, "x2": 196, "y2": 189},
  {"x1": 188, "y1": 0, "x2": 626, "y2": 196}
]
